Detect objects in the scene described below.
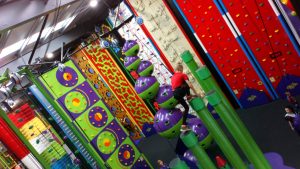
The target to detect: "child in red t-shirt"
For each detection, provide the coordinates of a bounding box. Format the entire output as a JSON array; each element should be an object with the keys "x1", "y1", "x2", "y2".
[{"x1": 171, "y1": 64, "x2": 198, "y2": 132}]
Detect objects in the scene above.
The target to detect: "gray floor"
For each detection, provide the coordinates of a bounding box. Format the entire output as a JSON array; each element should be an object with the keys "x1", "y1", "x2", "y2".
[{"x1": 138, "y1": 96, "x2": 300, "y2": 168}]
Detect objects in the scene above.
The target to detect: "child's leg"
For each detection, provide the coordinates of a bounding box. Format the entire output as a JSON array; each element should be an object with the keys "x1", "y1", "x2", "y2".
[
  {"x1": 173, "y1": 87, "x2": 190, "y2": 130},
  {"x1": 177, "y1": 97, "x2": 189, "y2": 125}
]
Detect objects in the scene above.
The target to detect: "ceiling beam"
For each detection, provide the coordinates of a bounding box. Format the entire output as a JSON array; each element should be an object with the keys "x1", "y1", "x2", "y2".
[
  {"x1": 0, "y1": 0, "x2": 81, "y2": 33},
  {"x1": 0, "y1": 30, "x2": 11, "y2": 54}
]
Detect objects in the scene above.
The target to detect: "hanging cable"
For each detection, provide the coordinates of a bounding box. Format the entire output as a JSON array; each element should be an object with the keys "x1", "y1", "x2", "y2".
[{"x1": 28, "y1": 14, "x2": 49, "y2": 64}]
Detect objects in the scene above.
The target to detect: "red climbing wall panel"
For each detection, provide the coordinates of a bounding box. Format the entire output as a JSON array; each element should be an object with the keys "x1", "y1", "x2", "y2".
[
  {"x1": 176, "y1": 0, "x2": 271, "y2": 107},
  {"x1": 0, "y1": 118, "x2": 29, "y2": 159},
  {"x1": 221, "y1": 0, "x2": 300, "y2": 97},
  {"x1": 7, "y1": 103, "x2": 35, "y2": 128},
  {"x1": 79, "y1": 40, "x2": 154, "y2": 129}
]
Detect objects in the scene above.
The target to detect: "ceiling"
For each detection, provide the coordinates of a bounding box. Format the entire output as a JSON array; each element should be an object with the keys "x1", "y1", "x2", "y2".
[{"x1": 0, "y1": 0, "x2": 113, "y2": 68}]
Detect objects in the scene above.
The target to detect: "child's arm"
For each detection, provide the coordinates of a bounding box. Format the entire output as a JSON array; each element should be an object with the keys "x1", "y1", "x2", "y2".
[{"x1": 288, "y1": 121, "x2": 295, "y2": 131}]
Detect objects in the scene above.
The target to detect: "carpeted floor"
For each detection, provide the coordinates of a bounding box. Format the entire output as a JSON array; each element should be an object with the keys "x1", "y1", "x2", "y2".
[{"x1": 138, "y1": 96, "x2": 300, "y2": 168}]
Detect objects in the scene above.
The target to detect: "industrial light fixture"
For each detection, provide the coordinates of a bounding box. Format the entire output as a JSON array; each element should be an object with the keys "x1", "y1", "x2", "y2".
[
  {"x1": 45, "y1": 52, "x2": 54, "y2": 59},
  {"x1": 0, "y1": 16, "x2": 76, "y2": 59},
  {"x1": 89, "y1": 0, "x2": 98, "y2": 7}
]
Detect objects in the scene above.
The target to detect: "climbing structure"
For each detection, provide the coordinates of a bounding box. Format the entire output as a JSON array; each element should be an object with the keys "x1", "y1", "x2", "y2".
[
  {"x1": 276, "y1": 0, "x2": 300, "y2": 45},
  {"x1": 108, "y1": 2, "x2": 173, "y2": 84},
  {"x1": 122, "y1": 39, "x2": 213, "y2": 160},
  {"x1": 6, "y1": 103, "x2": 75, "y2": 168},
  {"x1": 172, "y1": 0, "x2": 276, "y2": 108},
  {"x1": 126, "y1": 0, "x2": 205, "y2": 94},
  {"x1": 0, "y1": 68, "x2": 84, "y2": 168},
  {"x1": 38, "y1": 54, "x2": 153, "y2": 168},
  {"x1": 0, "y1": 141, "x2": 23, "y2": 169},
  {"x1": 170, "y1": 0, "x2": 300, "y2": 107},
  {"x1": 219, "y1": 0, "x2": 300, "y2": 98},
  {"x1": 0, "y1": 117, "x2": 41, "y2": 169},
  {"x1": 72, "y1": 38, "x2": 154, "y2": 137}
]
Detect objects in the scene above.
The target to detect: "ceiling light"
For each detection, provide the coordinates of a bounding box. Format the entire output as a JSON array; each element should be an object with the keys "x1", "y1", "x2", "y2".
[
  {"x1": 46, "y1": 52, "x2": 54, "y2": 59},
  {"x1": 89, "y1": 0, "x2": 98, "y2": 7},
  {"x1": 0, "y1": 16, "x2": 75, "y2": 59}
]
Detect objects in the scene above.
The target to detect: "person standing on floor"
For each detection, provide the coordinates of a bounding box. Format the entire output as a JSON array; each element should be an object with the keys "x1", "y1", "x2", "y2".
[
  {"x1": 157, "y1": 160, "x2": 170, "y2": 169},
  {"x1": 284, "y1": 105, "x2": 300, "y2": 135},
  {"x1": 285, "y1": 92, "x2": 299, "y2": 113},
  {"x1": 171, "y1": 64, "x2": 199, "y2": 132}
]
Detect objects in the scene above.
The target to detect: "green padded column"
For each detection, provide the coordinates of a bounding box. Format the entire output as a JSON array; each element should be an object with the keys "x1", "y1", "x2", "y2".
[
  {"x1": 180, "y1": 131, "x2": 217, "y2": 169},
  {"x1": 181, "y1": 51, "x2": 199, "y2": 71},
  {"x1": 196, "y1": 67, "x2": 248, "y2": 129},
  {"x1": 198, "y1": 70, "x2": 270, "y2": 167},
  {"x1": 189, "y1": 98, "x2": 246, "y2": 169},
  {"x1": 182, "y1": 51, "x2": 269, "y2": 169},
  {"x1": 196, "y1": 66, "x2": 232, "y2": 108},
  {"x1": 181, "y1": 50, "x2": 232, "y2": 111},
  {"x1": 181, "y1": 51, "x2": 209, "y2": 91},
  {"x1": 207, "y1": 91, "x2": 271, "y2": 169},
  {"x1": 169, "y1": 158, "x2": 190, "y2": 169}
]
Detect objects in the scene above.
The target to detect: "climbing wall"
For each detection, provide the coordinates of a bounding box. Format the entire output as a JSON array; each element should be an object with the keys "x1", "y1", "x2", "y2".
[
  {"x1": 77, "y1": 40, "x2": 154, "y2": 130},
  {"x1": 127, "y1": 0, "x2": 204, "y2": 95},
  {"x1": 0, "y1": 118, "x2": 30, "y2": 160},
  {"x1": 7, "y1": 103, "x2": 77, "y2": 168},
  {"x1": 173, "y1": 0, "x2": 273, "y2": 108},
  {"x1": 39, "y1": 60, "x2": 153, "y2": 168},
  {"x1": 0, "y1": 117, "x2": 43, "y2": 169},
  {"x1": 108, "y1": 2, "x2": 172, "y2": 85},
  {"x1": 276, "y1": 0, "x2": 300, "y2": 45},
  {"x1": 0, "y1": 141, "x2": 21, "y2": 168},
  {"x1": 219, "y1": 0, "x2": 300, "y2": 98},
  {"x1": 72, "y1": 50, "x2": 142, "y2": 140},
  {"x1": 29, "y1": 85, "x2": 99, "y2": 168},
  {"x1": 98, "y1": 23, "x2": 123, "y2": 55}
]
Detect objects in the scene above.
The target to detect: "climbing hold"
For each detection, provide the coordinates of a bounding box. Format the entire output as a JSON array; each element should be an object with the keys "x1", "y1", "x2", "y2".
[{"x1": 259, "y1": 2, "x2": 264, "y2": 7}]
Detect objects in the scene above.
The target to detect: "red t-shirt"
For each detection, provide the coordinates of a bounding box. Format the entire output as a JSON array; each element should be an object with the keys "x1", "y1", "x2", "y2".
[{"x1": 171, "y1": 72, "x2": 188, "y2": 90}]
